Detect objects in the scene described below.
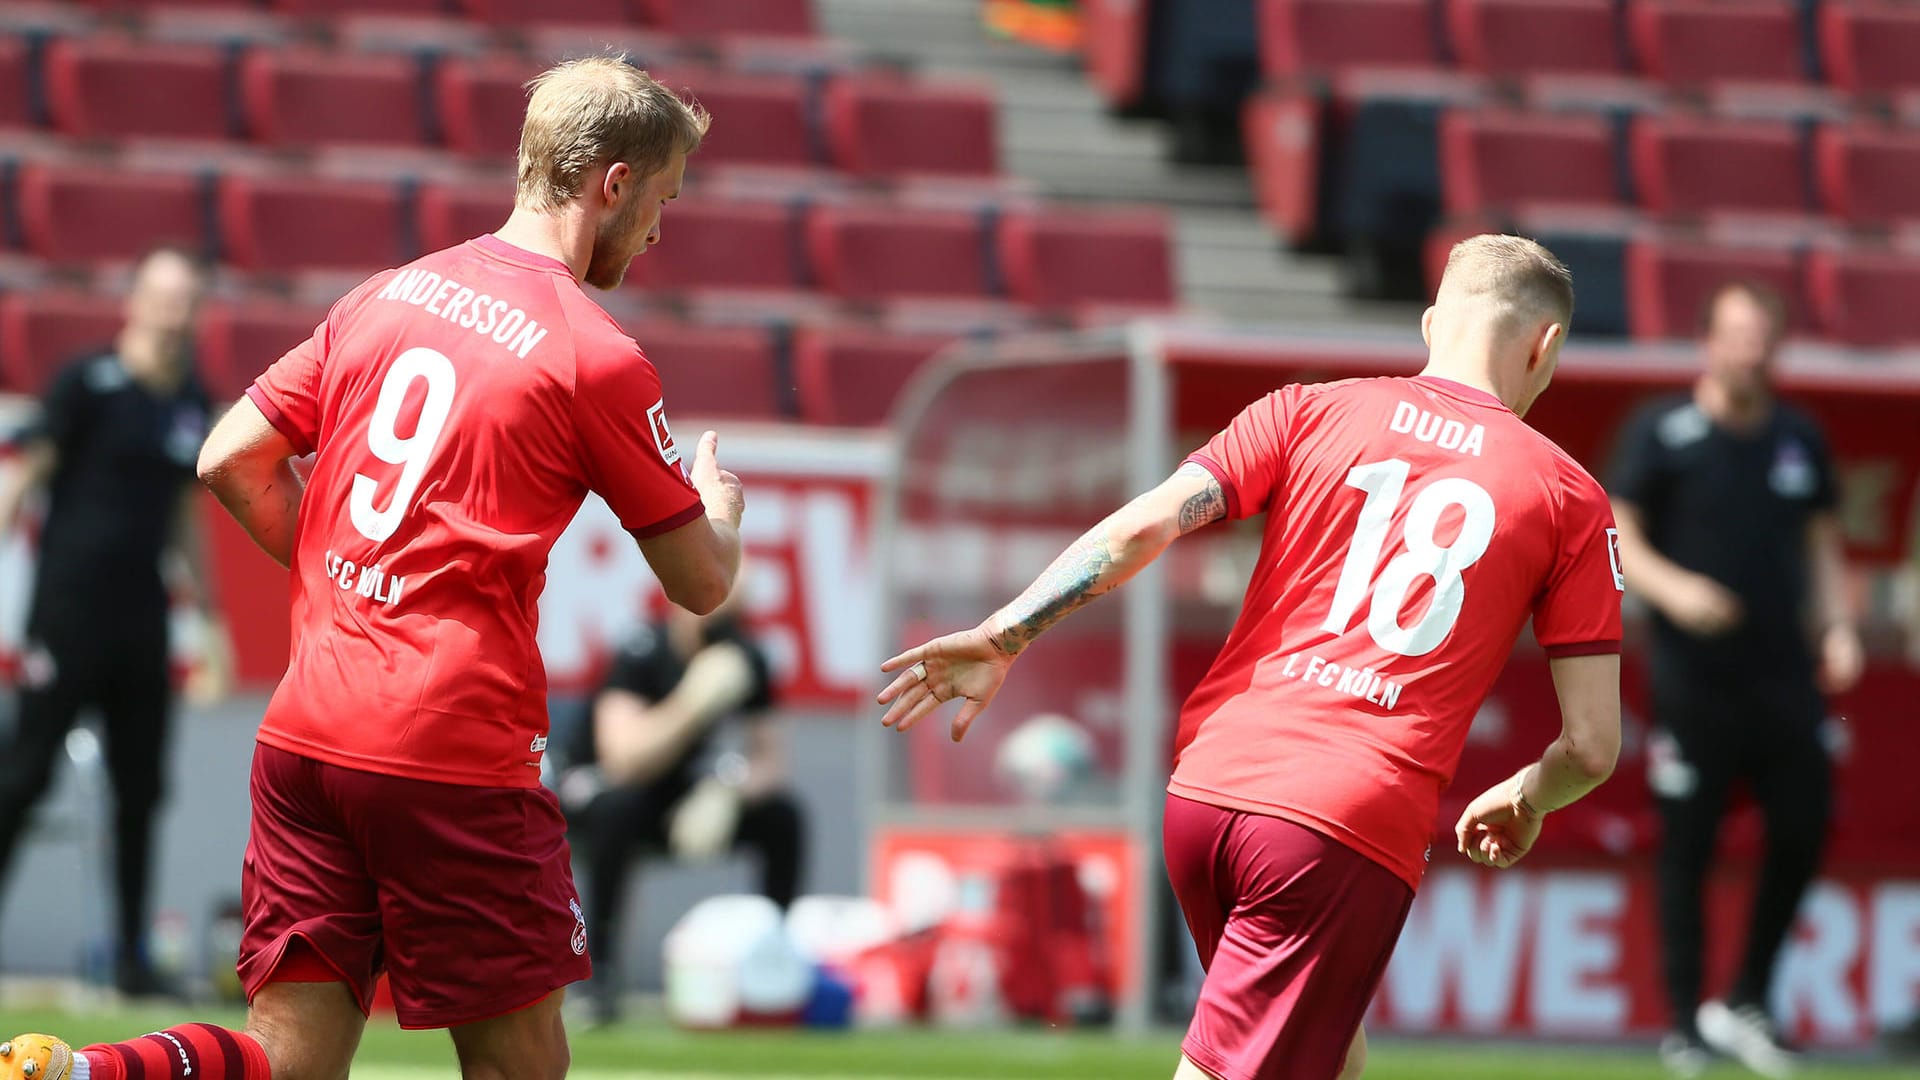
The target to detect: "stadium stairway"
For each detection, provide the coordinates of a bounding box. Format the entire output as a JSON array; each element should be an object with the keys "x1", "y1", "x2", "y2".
[{"x1": 815, "y1": 0, "x2": 1414, "y2": 328}]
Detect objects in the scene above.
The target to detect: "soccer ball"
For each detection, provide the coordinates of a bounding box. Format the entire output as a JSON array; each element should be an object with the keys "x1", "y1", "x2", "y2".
[{"x1": 993, "y1": 713, "x2": 1095, "y2": 803}]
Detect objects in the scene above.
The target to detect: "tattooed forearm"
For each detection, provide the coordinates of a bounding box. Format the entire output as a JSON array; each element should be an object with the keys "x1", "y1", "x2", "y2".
[
  {"x1": 987, "y1": 524, "x2": 1118, "y2": 657},
  {"x1": 1175, "y1": 463, "x2": 1226, "y2": 535}
]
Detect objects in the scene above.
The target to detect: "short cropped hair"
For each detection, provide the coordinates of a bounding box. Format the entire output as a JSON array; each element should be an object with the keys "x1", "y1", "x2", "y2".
[
  {"x1": 516, "y1": 57, "x2": 711, "y2": 212},
  {"x1": 1438, "y1": 234, "x2": 1575, "y2": 331},
  {"x1": 1698, "y1": 278, "x2": 1789, "y2": 343}
]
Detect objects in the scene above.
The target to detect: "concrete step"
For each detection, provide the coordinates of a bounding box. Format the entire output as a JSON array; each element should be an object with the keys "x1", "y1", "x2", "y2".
[{"x1": 813, "y1": 0, "x2": 1361, "y2": 323}]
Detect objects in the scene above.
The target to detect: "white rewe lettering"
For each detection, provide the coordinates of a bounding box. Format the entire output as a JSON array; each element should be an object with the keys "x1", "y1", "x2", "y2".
[
  {"x1": 1530, "y1": 873, "x2": 1627, "y2": 1032},
  {"x1": 1774, "y1": 884, "x2": 1861, "y2": 1036},
  {"x1": 1387, "y1": 401, "x2": 1486, "y2": 456}
]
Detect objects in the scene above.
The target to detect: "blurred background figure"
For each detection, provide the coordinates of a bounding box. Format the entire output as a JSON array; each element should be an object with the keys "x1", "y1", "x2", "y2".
[
  {"x1": 0, "y1": 246, "x2": 215, "y2": 997},
  {"x1": 1607, "y1": 280, "x2": 1862, "y2": 1079},
  {"x1": 556, "y1": 600, "x2": 807, "y2": 1025}
]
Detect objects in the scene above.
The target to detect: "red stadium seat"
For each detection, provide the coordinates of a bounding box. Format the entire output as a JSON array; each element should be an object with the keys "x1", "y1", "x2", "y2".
[
  {"x1": 1629, "y1": 114, "x2": 1809, "y2": 215},
  {"x1": 650, "y1": 68, "x2": 816, "y2": 167},
  {"x1": 0, "y1": 36, "x2": 30, "y2": 130},
  {"x1": 195, "y1": 299, "x2": 328, "y2": 402},
  {"x1": 1439, "y1": 107, "x2": 1621, "y2": 214},
  {"x1": 807, "y1": 204, "x2": 992, "y2": 300},
  {"x1": 1820, "y1": 2, "x2": 1920, "y2": 95},
  {"x1": 998, "y1": 209, "x2": 1175, "y2": 308},
  {"x1": 1814, "y1": 124, "x2": 1920, "y2": 225},
  {"x1": 1242, "y1": 87, "x2": 1325, "y2": 246},
  {"x1": 459, "y1": 0, "x2": 637, "y2": 24},
  {"x1": 437, "y1": 55, "x2": 541, "y2": 158},
  {"x1": 44, "y1": 38, "x2": 233, "y2": 140},
  {"x1": 1806, "y1": 247, "x2": 1920, "y2": 347},
  {"x1": 624, "y1": 200, "x2": 804, "y2": 292},
  {"x1": 242, "y1": 48, "x2": 425, "y2": 149},
  {"x1": 1625, "y1": 236, "x2": 1806, "y2": 340},
  {"x1": 219, "y1": 175, "x2": 410, "y2": 272},
  {"x1": 1257, "y1": 0, "x2": 1441, "y2": 80},
  {"x1": 417, "y1": 180, "x2": 514, "y2": 252},
  {"x1": 824, "y1": 77, "x2": 997, "y2": 177},
  {"x1": 1628, "y1": 1, "x2": 1805, "y2": 86},
  {"x1": 635, "y1": 0, "x2": 815, "y2": 37},
  {"x1": 627, "y1": 320, "x2": 785, "y2": 420},
  {"x1": 269, "y1": 0, "x2": 447, "y2": 16},
  {"x1": 1447, "y1": 0, "x2": 1625, "y2": 76},
  {"x1": 791, "y1": 324, "x2": 955, "y2": 427},
  {"x1": 1082, "y1": 0, "x2": 1151, "y2": 109},
  {"x1": 0, "y1": 290, "x2": 123, "y2": 394},
  {"x1": 15, "y1": 164, "x2": 208, "y2": 265}
]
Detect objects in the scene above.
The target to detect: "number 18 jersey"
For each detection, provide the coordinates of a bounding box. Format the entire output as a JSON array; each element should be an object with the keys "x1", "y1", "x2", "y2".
[
  {"x1": 245, "y1": 236, "x2": 703, "y2": 788},
  {"x1": 1170, "y1": 375, "x2": 1623, "y2": 888}
]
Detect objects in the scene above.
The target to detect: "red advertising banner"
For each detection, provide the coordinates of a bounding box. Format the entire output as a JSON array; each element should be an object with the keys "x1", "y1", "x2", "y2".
[
  {"x1": 1374, "y1": 864, "x2": 1920, "y2": 1046},
  {"x1": 2, "y1": 429, "x2": 887, "y2": 710}
]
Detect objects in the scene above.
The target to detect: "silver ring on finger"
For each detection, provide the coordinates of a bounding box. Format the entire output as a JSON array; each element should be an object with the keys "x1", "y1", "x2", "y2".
[{"x1": 910, "y1": 661, "x2": 928, "y2": 683}]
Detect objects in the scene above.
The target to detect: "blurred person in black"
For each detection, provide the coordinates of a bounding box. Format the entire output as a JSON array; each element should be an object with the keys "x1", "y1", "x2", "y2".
[
  {"x1": 0, "y1": 247, "x2": 215, "y2": 996},
  {"x1": 1607, "y1": 280, "x2": 1862, "y2": 1079},
  {"x1": 553, "y1": 598, "x2": 806, "y2": 1024}
]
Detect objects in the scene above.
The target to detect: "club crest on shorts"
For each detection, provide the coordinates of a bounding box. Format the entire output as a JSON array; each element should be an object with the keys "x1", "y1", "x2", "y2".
[{"x1": 569, "y1": 897, "x2": 588, "y2": 956}]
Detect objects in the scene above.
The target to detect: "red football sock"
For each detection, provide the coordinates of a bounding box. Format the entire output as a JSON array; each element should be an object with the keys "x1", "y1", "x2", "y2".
[{"x1": 79, "y1": 1025, "x2": 270, "y2": 1080}]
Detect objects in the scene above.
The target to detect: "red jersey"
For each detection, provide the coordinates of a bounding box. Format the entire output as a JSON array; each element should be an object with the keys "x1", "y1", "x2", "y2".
[
  {"x1": 1169, "y1": 375, "x2": 1623, "y2": 888},
  {"x1": 245, "y1": 235, "x2": 703, "y2": 788}
]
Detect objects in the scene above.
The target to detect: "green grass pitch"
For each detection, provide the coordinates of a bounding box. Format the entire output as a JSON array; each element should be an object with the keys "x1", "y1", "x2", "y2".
[{"x1": 4, "y1": 1005, "x2": 1914, "y2": 1079}]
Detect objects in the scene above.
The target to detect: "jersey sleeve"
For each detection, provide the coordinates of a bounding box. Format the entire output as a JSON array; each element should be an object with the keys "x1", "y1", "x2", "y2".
[
  {"x1": 571, "y1": 340, "x2": 704, "y2": 539},
  {"x1": 246, "y1": 323, "x2": 325, "y2": 456},
  {"x1": 1603, "y1": 403, "x2": 1665, "y2": 509},
  {"x1": 1533, "y1": 470, "x2": 1626, "y2": 657},
  {"x1": 24, "y1": 360, "x2": 93, "y2": 452},
  {"x1": 600, "y1": 628, "x2": 675, "y2": 704},
  {"x1": 1184, "y1": 387, "x2": 1295, "y2": 519}
]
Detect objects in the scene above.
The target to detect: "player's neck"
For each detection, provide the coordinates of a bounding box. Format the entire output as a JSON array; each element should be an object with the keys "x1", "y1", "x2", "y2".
[
  {"x1": 493, "y1": 206, "x2": 592, "y2": 282},
  {"x1": 1416, "y1": 360, "x2": 1519, "y2": 413}
]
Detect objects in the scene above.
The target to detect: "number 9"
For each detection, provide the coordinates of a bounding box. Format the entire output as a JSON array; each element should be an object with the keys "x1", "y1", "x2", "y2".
[{"x1": 350, "y1": 347, "x2": 457, "y2": 543}]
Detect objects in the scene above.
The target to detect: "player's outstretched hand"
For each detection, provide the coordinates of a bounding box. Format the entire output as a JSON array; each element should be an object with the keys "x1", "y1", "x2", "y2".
[
  {"x1": 877, "y1": 625, "x2": 1014, "y2": 743},
  {"x1": 1454, "y1": 773, "x2": 1544, "y2": 870},
  {"x1": 690, "y1": 430, "x2": 745, "y2": 528}
]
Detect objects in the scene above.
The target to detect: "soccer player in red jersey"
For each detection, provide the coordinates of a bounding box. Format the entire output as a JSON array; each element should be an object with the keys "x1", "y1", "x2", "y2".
[
  {"x1": 3, "y1": 58, "x2": 743, "y2": 1080},
  {"x1": 878, "y1": 236, "x2": 1625, "y2": 1080}
]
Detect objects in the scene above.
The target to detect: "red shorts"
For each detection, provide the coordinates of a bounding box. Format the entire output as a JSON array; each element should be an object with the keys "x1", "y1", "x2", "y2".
[
  {"x1": 1163, "y1": 793, "x2": 1414, "y2": 1080},
  {"x1": 238, "y1": 743, "x2": 592, "y2": 1029}
]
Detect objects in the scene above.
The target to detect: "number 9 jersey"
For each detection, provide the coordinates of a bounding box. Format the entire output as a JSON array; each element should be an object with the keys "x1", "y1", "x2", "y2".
[
  {"x1": 1170, "y1": 375, "x2": 1624, "y2": 889},
  {"x1": 244, "y1": 235, "x2": 704, "y2": 788}
]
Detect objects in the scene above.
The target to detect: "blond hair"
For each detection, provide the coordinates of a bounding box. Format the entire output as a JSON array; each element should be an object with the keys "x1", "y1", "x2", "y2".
[
  {"x1": 1438, "y1": 234, "x2": 1575, "y2": 331},
  {"x1": 515, "y1": 57, "x2": 710, "y2": 212}
]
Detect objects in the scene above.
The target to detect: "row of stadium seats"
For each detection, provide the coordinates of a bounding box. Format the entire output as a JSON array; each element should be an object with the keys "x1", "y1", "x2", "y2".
[
  {"x1": 1424, "y1": 213, "x2": 1920, "y2": 345},
  {"x1": 1243, "y1": 81, "x2": 1920, "y2": 238},
  {"x1": 0, "y1": 163, "x2": 1169, "y2": 308},
  {"x1": 1438, "y1": 109, "x2": 1920, "y2": 221},
  {"x1": 0, "y1": 285, "x2": 966, "y2": 427},
  {"x1": 12, "y1": 0, "x2": 815, "y2": 37},
  {"x1": 0, "y1": 36, "x2": 998, "y2": 176},
  {"x1": 1257, "y1": 0, "x2": 1915, "y2": 91}
]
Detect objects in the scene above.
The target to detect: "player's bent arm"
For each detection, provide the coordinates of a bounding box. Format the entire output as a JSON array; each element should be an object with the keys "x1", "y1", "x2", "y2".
[
  {"x1": 0, "y1": 438, "x2": 55, "y2": 538},
  {"x1": 987, "y1": 462, "x2": 1226, "y2": 655},
  {"x1": 596, "y1": 643, "x2": 756, "y2": 786},
  {"x1": 637, "y1": 515, "x2": 742, "y2": 616},
  {"x1": 1520, "y1": 652, "x2": 1622, "y2": 813},
  {"x1": 196, "y1": 395, "x2": 305, "y2": 569},
  {"x1": 1808, "y1": 512, "x2": 1864, "y2": 693}
]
